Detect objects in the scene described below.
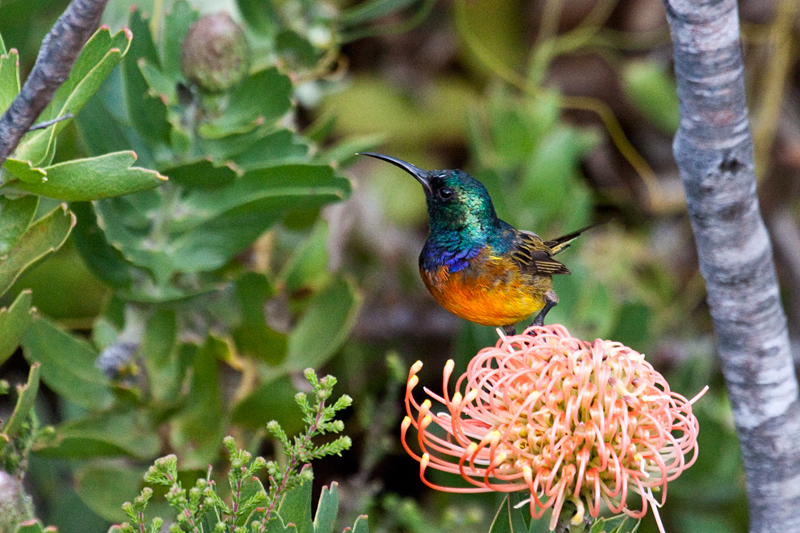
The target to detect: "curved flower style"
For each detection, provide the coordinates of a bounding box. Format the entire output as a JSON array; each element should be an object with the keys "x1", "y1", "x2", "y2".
[{"x1": 401, "y1": 325, "x2": 706, "y2": 531}]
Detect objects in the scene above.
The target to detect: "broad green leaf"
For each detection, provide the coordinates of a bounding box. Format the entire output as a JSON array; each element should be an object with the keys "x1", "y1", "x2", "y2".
[
  {"x1": 161, "y1": 0, "x2": 198, "y2": 80},
  {"x1": 13, "y1": 520, "x2": 51, "y2": 533},
  {"x1": 231, "y1": 376, "x2": 302, "y2": 432},
  {"x1": 0, "y1": 289, "x2": 33, "y2": 365},
  {"x1": 230, "y1": 129, "x2": 310, "y2": 170},
  {"x1": 198, "y1": 68, "x2": 292, "y2": 138},
  {"x1": 283, "y1": 277, "x2": 361, "y2": 372},
  {"x1": 340, "y1": 0, "x2": 418, "y2": 25},
  {"x1": 161, "y1": 158, "x2": 237, "y2": 189},
  {"x1": 169, "y1": 335, "x2": 226, "y2": 468},
  {"x1": 350, "y1": 516, "x2": 369, "y2": 533},
  {"x1": 0, "y1": 48, "x2": 20, "y2": 114},
  {"x1": 138, "y1": 58, "x2": 178, "y2": 105},
  {"x1": 35, "y1": 409, "x2": 160, "y2": 459},
  {"x1": 278, "y1": 476, "x2": 314, "y2": 533},
  {"x1": 488, "y1": 495, "x2": 517, "y2": 533},
  {"x1": 123, "y1": 9, "x2": 170, "y2": 146},
  {"x1": 313, "y1": 483, "x2": 339, "y2": 533},
  {"x1": 21, "y1": 316, "x2": 112, "y2": 410},
  {"x1": 15, "y1": 27, "x2": 133, "y2": 166},
  {"x1": 75, "y1": 463, "x2": 144, "y2": 522},
  {"x1": 141, "y1": 309, "x2": 183, "y2": 404},
  {"x1": 169, "y1": 165, "x2": 350, "y2": 272},
  {"x1": 11, "y1": 151, "x2": 166, "y2": 201},
  {"x1": 71, "y1": 202, "x2": 136, "y2": 289},
  {"x1": 236, "y1": 0, "x2": 280, "y2": 35},
  {"x1": 0, "y1": 195, "x2": 37, "y2": 255},
  {"x1": 279, "y1": 220, "x2": 330, "y2": 294},
  {"x1": 3, "y1": 158, "x2": 46, "y2": 183},
  {"x1": 276, "y1": 30, "x2": 317, "y2": 68},
  {"x1": 233, "y1": 272, "x2": 286, "y2": 365},
  {"x1": 2, "y1": 362, "x2": 40, "y2": 438},
  {"x1": 623, "y1": 60, "x2": 680, "y2": 134},
  {"x1": 0, "y1": 205, "x2": 74, "y2": 297}
]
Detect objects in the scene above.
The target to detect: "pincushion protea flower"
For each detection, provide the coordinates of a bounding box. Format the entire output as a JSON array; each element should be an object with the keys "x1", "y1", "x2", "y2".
[{"x1": 401, "y1": 325, "x2": 707, "y2": 532}]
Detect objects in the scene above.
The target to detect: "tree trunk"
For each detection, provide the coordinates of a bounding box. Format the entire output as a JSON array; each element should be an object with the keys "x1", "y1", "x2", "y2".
[{"x1": 664, "y1": 1, "x2": 800, "y2": 531}]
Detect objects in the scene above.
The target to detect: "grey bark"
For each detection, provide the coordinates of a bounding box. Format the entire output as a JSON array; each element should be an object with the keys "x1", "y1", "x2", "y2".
[
  {"x1": 0, "y1": 0, "x2": 110, "y2": 166},
  {"x1": 664, "y1": 1, "x2": 800, "y2": 531}
]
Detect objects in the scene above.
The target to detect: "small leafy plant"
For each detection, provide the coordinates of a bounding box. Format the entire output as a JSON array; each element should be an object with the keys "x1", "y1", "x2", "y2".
[{"x1": 115, "y1": 369, "x2": 363, "y2": 533}]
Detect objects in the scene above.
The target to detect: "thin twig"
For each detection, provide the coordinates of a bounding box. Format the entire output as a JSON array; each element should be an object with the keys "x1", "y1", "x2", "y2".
[
  {"x1": 0, "y1": 0, "x2": 110, "y2": 166},
  {"x1": 27, "y1": 112, "x2": 74, "y2": 132}
]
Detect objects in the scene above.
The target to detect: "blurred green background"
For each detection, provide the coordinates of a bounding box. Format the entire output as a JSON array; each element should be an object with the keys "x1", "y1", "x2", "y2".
[{"x1": 4, "y1": 0, "x2": 796, "y2": 531}]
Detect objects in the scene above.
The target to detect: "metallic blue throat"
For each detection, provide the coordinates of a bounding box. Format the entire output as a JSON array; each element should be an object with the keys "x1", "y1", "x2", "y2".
[{"x1": 420, "y1": 242, "x2": 482, "y2": 273}]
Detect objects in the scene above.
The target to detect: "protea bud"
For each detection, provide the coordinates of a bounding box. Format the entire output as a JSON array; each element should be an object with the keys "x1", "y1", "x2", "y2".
[{"x1": 180, "y1": 13, "x2": 250, "y2": 93}]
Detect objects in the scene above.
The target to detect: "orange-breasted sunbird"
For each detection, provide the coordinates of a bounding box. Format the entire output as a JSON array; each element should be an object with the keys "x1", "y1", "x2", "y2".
[{"x1": 360, "y1": 152, "x2": 603, "y2": 334}]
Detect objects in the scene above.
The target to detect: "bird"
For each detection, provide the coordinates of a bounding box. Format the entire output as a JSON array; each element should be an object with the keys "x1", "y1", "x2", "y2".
[{"x1": 359, "y1": 152, "x2": 604, "y2": 335}]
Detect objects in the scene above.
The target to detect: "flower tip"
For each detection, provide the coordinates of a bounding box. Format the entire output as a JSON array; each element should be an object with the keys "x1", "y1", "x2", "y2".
[
  {"x1": 420, "y1": 453, "x2": 430, "y2": 470},
  {"x1": 401, "y1": 417, "x2": 412, "y2": 431},
  {"x1": 444, "y1": 360, "x2": 454, "y2": 373},
  {"x1": 410, "y1": 360, "x2": 424, "y2": 374}
]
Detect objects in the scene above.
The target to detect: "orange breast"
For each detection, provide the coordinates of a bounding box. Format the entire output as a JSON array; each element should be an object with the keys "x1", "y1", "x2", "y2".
[{"x1": 419, "y1": 250, "x2": 552, "y2": 327}]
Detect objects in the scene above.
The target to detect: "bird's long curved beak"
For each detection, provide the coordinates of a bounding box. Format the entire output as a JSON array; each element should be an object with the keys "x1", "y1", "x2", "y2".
[{"x1": 357, "y1": 152, "x2": 432, "y2": 195}]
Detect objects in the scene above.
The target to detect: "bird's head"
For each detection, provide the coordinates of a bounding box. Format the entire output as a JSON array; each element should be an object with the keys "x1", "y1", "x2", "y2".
[{"x1": 358, "y1": 153, "x2": 498, "y2": 234}]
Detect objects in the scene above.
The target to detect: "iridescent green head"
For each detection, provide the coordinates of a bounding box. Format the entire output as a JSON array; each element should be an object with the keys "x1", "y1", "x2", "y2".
[{"x1": 358, "y1": 153, "x2": 498, "y2": 235}]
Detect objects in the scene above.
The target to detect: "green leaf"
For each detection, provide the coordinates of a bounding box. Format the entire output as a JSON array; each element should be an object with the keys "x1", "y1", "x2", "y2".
[
  {"x1": 35, "y1": 409, "x2": 160, "y2": 459},
  {"x1": 340, "y1": 0, "x2": 418, "y2": 25},
  {"x1": 233, "y1": 272, "x2": 286, "y2": 365},
  {"x1": 236, "y1": 0, "x2": 280, "y2": 35},
  {"x1": 71, "y1": 202, "x2": 136, "y2": 289},
  {"x1": 141, "y1": 309, "x2": 183, "y2": 404},
  {"x1": 75, "y1": 463, "x2": 144, "y2": 522},
  {"x1": 161, "y1": 0, "x2": 198, "y2": 81},
  {"x1": 0, "y1": 289, "x2": 33, "y2": 365},
  {"x1": 0, "y1": 48, "x2": 20, "y2": 114},
  {"x1": 282, "y1": 276, "x2": 361, "y2": 372},
  {"x1": 623, "y1": 60, "x2": 680, "y2": 134},
  {"x1": 313, "y1": 483, "x2": 339, "y2": 533},
  {"x1": 161, "y1": 158, "x2": 238, "y2": 189},
  {"x1": 0, "y1": 205, "x2": 74, "y2": 297},
  {"x1": 13, "y1": 520, "x2": 51, "y2": 533},
  {"x1": 350, "y1": 516, "x2": 369, "y2": 533},
  {"x1": 3, "y1": 362, "x2": 40, "y2": 438},
  {"x1": 278, "y1": 477, "x2": 314, "y2": 533},
  {"x1": 169, "y1": 335, "x2": 226, "y2": 468},
  {"x1": 198, "y1": 68, "x2": 292, "y2": 138},
  {"x1": 229, "y1": 129, "x2": 310, "y2": 170},
  {"x1": 15, "y1": 27, "x2": 133, "y2": 166},
  {"x1": 488, "y1": 495, "x2": 527, "y2": 533},
  {"x1": 169, "y1": 165, "x2": 350, "y2": 272},
  {"x1": 138, "y1": 58, "x2": 177, "y2": 105},
  {"x1": 231, "y1": 376, "x2": 302, "y2": 432},
  {"x1": 3, "y1": 158, "x2": 47, "y2": 184},
  {"x1": 123, "y1": 9, "x2": 170, "y2": 146},
  {"x1": 21, "y1": 316, "x2": 112, "y2": 410},
  {"x1": 10, "y1": 151, "x2": 167, "y2": 201},
  {"x1": 279, "y1": 220, "x2": 330, "y2": 294},
  {"x1": 0, "y1": 195, "x2": 37, "y2": 255}
]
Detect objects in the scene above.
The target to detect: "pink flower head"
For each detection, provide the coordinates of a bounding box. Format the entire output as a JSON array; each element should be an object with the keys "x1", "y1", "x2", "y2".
[{"x1": 401, "y1": 325, "x2": 706, "y2": 531}]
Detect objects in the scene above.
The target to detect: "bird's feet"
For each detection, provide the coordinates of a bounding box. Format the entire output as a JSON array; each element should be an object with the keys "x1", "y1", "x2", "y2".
[
  {"x1": 503, "y1": 324, "x2": 516, "y2": 336},
  {"x1": 528, "y1": 293, "x2": 558, "y2": 334}
]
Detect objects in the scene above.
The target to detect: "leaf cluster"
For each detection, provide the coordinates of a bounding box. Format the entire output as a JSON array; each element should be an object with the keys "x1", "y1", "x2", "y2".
[{"x1": 114, "y1": 369, "x2": 363, "y2": 533}]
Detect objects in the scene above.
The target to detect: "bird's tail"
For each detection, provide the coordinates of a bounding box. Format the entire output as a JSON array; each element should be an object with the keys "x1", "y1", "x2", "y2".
[{"x1": 546, "y1": 219, "x2": 611, "y2": 254}]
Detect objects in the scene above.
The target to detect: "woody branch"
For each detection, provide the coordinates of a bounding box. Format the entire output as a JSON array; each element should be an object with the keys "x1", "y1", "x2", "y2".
[{"x1": 664, "y1": 0, "x2": 800, "y2": 531}]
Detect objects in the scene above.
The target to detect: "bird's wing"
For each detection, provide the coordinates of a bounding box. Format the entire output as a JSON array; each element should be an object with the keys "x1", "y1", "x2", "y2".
[{"x1": 511, "y1": 230, "x2": 571, "y2": 275}]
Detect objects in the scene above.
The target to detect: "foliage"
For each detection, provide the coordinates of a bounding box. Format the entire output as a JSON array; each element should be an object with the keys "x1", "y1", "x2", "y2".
[
  {"x1": 114, "y1": 369, "x2": 360, "y2": 533},
  {"x1": 0, "y1": 0, "x2": 756, "y2": 532}
]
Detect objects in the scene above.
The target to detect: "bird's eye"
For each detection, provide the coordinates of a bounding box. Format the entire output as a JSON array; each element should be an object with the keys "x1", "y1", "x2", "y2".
[{"x1": 438, "y1": 187, "x2": 453, "y2": 201}]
